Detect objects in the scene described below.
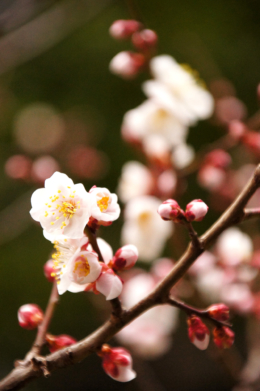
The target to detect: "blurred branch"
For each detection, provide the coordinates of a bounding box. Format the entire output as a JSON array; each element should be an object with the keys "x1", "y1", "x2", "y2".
[
  {"x1": 0, "y1": 0, "x2": 115, "y2": 76},
  {"x1": 0, "y1": 191, "x2": 32, "y2": 246},
  {"x1": 1, "y1": 164, "x2": 260, "y2": 390}
]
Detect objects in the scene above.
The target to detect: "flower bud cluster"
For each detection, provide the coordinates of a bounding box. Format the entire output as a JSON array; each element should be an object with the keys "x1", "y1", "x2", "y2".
[
  {"x1": 158, "y1": 199, "x2": 208, "y2": 223},
  {"x1": 109, "y1": 19, "x2": 158, "y2": 79},
  {"x1": 187, "y1": 305, "x2": 233, "y2": 351},
  {"x1": 98, "y1": 344, "x2": 136, "y2": 382}
]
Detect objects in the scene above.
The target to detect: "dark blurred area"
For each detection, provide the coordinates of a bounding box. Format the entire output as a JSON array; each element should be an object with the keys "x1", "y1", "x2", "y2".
[{"x1": 0, "y1": 0, "x2": 260, "y2": 390}]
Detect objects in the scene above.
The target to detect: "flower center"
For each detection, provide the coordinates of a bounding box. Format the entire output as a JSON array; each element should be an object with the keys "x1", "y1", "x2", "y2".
[
  {"x1": 73, "y1": 256, "x2": 90, "y2": 284},
  {"x1": 138, "y1": 211, "x2": 151, "y2": 225},
  {"x1": 44, "y1": 188, "x2": 81, "y2": 230},
  {"x1": 97, "y1": 196, "x2": 110, "y2": 212}
]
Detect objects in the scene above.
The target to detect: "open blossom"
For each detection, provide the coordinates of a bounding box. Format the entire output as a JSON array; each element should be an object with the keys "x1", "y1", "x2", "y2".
[
  {"x1": 171, "y1": 143, "x2": 195, "y2": 169},
  {"x1": 50, "y1": 237, "x2": 102, "y2": 295},
  {"x1": 89, "y1": 186, "x2": 120, "y2": 225},
  {"x1": 99, "y1": 345, "x2": 136, "y2": 382},
  {"x1": 121, "y1": 196, "x2": 173, "y2": 262},
  {"x1": 143, "y1": 55, "x2": 214, "y2": 126},
  {"x1": 121, "y1": 99, "x2": 187, "y2": 146},
  {"x1": 117, "y1": 161, "x2": 153, "y2": 203},
  {"x1": 30, "y1": 172, "x2": 93, "y2": 239}
]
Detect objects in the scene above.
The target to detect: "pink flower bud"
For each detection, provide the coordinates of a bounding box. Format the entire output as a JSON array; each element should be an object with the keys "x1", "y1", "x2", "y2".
[
  {"x1": 132, "y1": 29, "x2": 158, "y2": 50},
  {"x1": 157, "y1": 199, "x2": 183, "y2": 222},
  {"x1": 213, "y1": 326, "x2": 234, "y2": 349},
  {"x1": 228, "y1": 120, "x2": 246, "y2": 140},
  {"x1": 185, "y1": 199, "x2": 208, "y2": 222},
  {"x1": 112, "y1": 245, "x2": 139, "y2": 271},
  {"x1": 109, "y1": 20, "x2": 141, "y2": 40},
  {"x1": 99, "y1": 344, "x2": 136, "y2": 382},
  {"x1": 204, "y1": 149, "x2": 231, "y2": 169},
  {"x1": 46, "y1": 333, "x2": 76, "y2": 353},
  {"x1": 109, "y1": 51, "x2": 145, "y2": 79},
  {"x1": 18, "y1": 304, "x2": 44, "y2": 330},
  {"x1": 207, "y1": 304, "x2": 230, "y2": 322},
  {"x1": 187, "y1": 315, "x2": 210, "y2": 350},
  {"x1": 44, "y1": 259, "x2": 56, "y2": 282}
]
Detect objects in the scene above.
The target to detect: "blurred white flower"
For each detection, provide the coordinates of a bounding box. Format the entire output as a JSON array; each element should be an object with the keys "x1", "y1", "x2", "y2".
[
  {"x1": 121, "y1": 196, "x2": 173, "y2": 262},
  {"x1": 109, "y1": 51, "x2": 144, "y2": 79},
  {"x1": 122, "y1": 99, "x2": 187, "y2": 146},
  {"x1": 117, "y1": 161, "x2": 153, "y2": 203},
  {"x1": 171, "y1": 143, "x2": 195, "y2": 169},
  {"x1": 143, "y1": 55, "x2": 214, "y2": 126},
  {"x1": 117, "y1": 272, "x2": 178, "y2": 358},
  {"x1": 216, "y1": 227, "x2": 253, "y2": 266}
]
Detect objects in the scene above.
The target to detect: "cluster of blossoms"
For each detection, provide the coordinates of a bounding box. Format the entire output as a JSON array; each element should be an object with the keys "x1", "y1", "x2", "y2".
[
  {"x1": 188, "y1": 227, "x2": 260, "y2": 317},
  {"x1": 19, "y1": 171, "x2": 142, "y2": 381},
  {"x1": 109, "y1": 20, "x2": 214, "y2": 262}
]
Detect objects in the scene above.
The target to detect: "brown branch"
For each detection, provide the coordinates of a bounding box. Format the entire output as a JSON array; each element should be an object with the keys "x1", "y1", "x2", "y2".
[
  {"x1": 167, "y1": 297, "x2": 231, "y2": 328},
  {"x1": 1, "y1": 164, "x2": 260, "y2": 391}
]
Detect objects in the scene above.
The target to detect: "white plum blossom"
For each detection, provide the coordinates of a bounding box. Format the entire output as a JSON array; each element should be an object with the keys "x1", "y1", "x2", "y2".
[
  {"x1": 143, "y1": 55, "x2": 214, "y2": 126},
  {"x1": 171, "y1": 143, "x2": 195, "y2": 169},
  {"x1": 122, "y1": 99, "x2": 187, "y2": 146},
  {"x1": 117, "y1": 161, "x2": 153, "y2": 203},
  {"x1": 117, "y1": 272, "x2": 178, "y2": 358},
  {"x1": 216, "y1": 227, "x2": 253, "y2": 266},
  {"x1": 89, "y1": 186, "x2": 120, "y2": 224},
  {"x1": 30, "y1": 172, "x2": 93, "y2": 239},
  {"x1": 51, "y1": 237, "x2": 102, "y2": 295},
  {"x1": 220, "y1": 283, "x2": 255, "y2": 314},
  {"x1": 121, "y1": 196, "x2": 173, "y2": 262}
]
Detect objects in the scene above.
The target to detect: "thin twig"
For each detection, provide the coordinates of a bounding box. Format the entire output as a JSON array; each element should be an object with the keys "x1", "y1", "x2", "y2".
[
  {"x1": 167, "y1": 297, "x2": 231, "y2": 328},
  {"x1": 24, "y1": 283, "x2": 59, "y2": 362},
  {"x1": 242, "y1": 208, "x2": 260, "y2": 221},
  {"x1": 1, "y1": 164, "x2": 260, "y2": 391}
]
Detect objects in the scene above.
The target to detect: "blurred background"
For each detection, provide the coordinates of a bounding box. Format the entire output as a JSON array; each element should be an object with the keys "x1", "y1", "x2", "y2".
[{"x1": 0, "y1": 0, "x2": 260, "y2": 390}]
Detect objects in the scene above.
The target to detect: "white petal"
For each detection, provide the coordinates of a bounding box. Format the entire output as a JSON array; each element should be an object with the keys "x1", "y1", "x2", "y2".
[
  {"x1": 193, "y1": 334, "x2": 210, "y2": 350},
  {"x1": 96, "y1": 273, "x2": 123, "y2": 300}
]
